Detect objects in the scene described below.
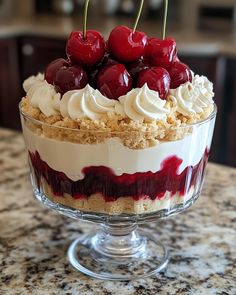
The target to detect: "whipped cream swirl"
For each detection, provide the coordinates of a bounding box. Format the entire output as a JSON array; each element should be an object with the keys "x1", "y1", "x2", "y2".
[
  {"x1": 168, "y1": 75, "x2": 214, "y2": 115},
  {"x1": 193, "y1": 74, "x2": 214, "y2": 101},
  {"x1": 117, "y1": 84, "x2": 170, "y2": 121},
  {"x1": 24, "y1": 74, "x2": 214, "y2": 122},
  {"x1": 23, "y1": 74, "x2": 61, "y2": 117},
  {"x1": 60, "y1": 85, "x2": 119, "y2": 120}
]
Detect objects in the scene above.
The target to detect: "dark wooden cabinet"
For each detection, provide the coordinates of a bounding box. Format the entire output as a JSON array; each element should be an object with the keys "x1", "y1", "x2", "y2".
[
  {"x1": 224, "y1": 58, "x2": 236, "y2": 167},
  {"x1": 0, "y1": 36, "x2": 66, "y2": 130},
  {"x1": 0, "y1": 38, "x2": 21, "y2": 129},
  {"x1": 19, "y1": 36, "x2": 66, "y2": 81}
]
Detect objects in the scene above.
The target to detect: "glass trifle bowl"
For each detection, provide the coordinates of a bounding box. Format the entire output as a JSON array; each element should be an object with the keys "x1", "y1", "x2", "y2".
[{"x1": 20, "y1": 104, "x2": 216, "y2": 280}]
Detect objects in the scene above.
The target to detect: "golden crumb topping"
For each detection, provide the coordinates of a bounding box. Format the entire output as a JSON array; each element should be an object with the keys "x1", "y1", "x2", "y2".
[{"x1": 20, "y1": 96, "x2": 214, "y2": 149}]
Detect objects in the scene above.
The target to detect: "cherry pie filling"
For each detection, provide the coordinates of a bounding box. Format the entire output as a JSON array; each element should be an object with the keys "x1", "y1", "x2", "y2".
[{"x1": 29, "y1": 149, "x2": 209, "y2": 203}]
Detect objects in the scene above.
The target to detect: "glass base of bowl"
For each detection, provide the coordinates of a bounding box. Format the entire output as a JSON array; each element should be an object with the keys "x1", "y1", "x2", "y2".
[
  {"x1": 32, "y1": 185, "x2": 201, "y2": 280},
  {"x1": 67, "y1": 225, "x2": 169, "y2": 281}
]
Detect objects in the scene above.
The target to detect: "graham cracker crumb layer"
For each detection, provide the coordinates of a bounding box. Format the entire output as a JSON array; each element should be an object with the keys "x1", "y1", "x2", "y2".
[
  {"x1": 41, "y1": 178, "x2": 195, "y2": 215},
  {"x1": 20, "y1": 97, "x2": 214, "y2": 149}
]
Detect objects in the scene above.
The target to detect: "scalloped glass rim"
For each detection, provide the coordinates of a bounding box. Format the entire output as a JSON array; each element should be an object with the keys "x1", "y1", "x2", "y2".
[{"x1": 19, "y1": 102, "x2": 217, "y2": 134}]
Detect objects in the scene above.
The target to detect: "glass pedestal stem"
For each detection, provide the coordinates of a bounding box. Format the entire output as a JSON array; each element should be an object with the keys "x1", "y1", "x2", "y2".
[
  {"x1": 92, "y1": 223, "x2": 147, "y2": 258},
  {"x1": 68, "y1": 221, "x2": 169, "y2": 280}
]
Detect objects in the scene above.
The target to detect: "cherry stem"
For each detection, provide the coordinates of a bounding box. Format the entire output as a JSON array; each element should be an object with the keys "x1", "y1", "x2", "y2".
[
  {"x1": 162, "y1": 0, "x2": 168, "y2": 39},
  {"x1": 83, "y1": 0, "x2": 90, "y2": 39},
  {"x1": 133, "y1": 0, "x2": 144, "y2": 32}
]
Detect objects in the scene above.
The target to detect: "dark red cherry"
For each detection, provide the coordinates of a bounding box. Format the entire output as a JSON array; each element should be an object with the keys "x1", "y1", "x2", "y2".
[
  {"x1": 89, "y1": 67, "x2": 101, "y2": 88},
  {"x1": 97, "y1": 64, "x2": 132, "y2": 100},
  {"x1": 45, "y1": 58, "x2": 70, "y2": 85},
  {"x1": 108, "y1": 25, "x2": 147, "y2": 63},
  {"x1": 102, "y1": 53, "x2": 119, "y2": 67},
  {"x1": 66, "y1": 30, "x2": 106, "y2": 66},
  {"x1": 137, "y1": 67, "x2": 170, "y2": 99},
  {"x1": 54, "y1": 65, "x2": 88, "y2": 94},
  {"x1": 145, "y1": 38, "x2": 177, "y2": 68},
  {"x1": 89, "y1": 54, "x2": 119, "y2": 87},
  {"x1": 167, "y1": 62, "x2": 192, "y2": 89},
  {"x1": 128, "y1": 59, "x2": 150, "y2": 81}
]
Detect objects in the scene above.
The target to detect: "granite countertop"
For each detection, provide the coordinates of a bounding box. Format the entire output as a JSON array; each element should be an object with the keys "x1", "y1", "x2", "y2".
[
  {"x1": 0, "y1": 128, "x2": 236, "y2": 294},
  {"x1": 1, "y1": 15, "x2": 236, "y2": 58}
]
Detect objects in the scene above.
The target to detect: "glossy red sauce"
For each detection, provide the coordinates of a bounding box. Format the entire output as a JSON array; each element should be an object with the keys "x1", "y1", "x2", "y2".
[{"x1": 29, "y1": 149, "x2": 209, "y2": 201}]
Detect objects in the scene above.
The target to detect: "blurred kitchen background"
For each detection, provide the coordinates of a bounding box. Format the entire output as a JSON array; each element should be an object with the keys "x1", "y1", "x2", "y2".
[{"x1": 0, "y1": 0, "x2": 236, "y2": 166}]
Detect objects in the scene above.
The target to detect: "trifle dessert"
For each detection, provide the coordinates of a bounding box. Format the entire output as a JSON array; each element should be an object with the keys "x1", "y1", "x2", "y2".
[{"x1": 20, "y1": 24, "x2": 216, "y2": 216}]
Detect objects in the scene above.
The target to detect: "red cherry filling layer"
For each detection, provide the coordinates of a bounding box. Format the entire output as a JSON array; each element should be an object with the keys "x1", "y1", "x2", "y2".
[{"x1": 30, "y1": 149, "x2": 209, "y2": 202}]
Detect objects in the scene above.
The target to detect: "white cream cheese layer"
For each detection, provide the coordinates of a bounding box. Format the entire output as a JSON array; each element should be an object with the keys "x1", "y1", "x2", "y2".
[{"x1": 22, "y1": 117, "x2": 215, "y2": 181}]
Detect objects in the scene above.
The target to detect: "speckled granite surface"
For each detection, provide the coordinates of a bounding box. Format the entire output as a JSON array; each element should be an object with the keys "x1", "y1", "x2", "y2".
[{"x1": 0, "y1": 128, "x2": 236, "y2": 295}]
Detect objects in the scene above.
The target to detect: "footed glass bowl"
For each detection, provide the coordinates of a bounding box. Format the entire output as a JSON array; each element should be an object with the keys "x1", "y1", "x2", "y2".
[{"x1": 20, "y1": 105, "x2": 216, "y2": 280}]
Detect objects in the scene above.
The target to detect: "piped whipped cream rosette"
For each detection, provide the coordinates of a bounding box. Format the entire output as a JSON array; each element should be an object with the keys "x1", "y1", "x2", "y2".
[
  {"x1": 23, "y1": 73, "x2": 61, "y2": 117},
  {"x1": 117, "y1": 84, "x2": 170, "y2": 122},
  {"x1": 168, "y1": 75, "x2": 214, "y2": 116},
  {"x1": 60, "y1": 85, "x2": 119, "y2": 120}
]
